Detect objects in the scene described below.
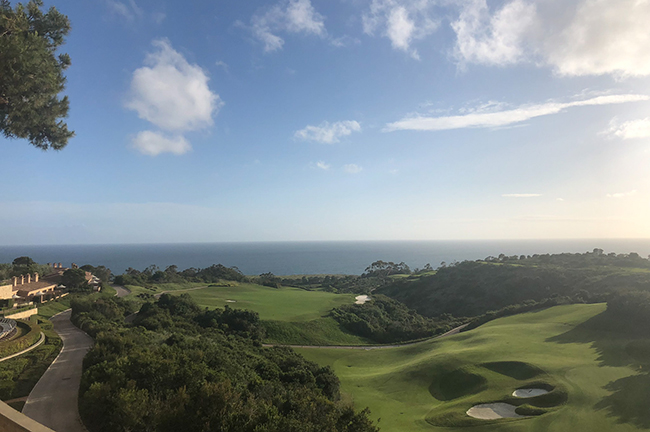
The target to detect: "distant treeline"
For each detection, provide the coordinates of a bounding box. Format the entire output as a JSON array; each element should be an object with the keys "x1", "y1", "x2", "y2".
[
  {"x1": 377, "y1": 250, "x2": 650, "y2": 319},
  {"x1": 113, "y1": 264, "x2": 246, "y2": 286},
  {"x1": 71, "y1": 294, "x2": 378, "y2": 432}
]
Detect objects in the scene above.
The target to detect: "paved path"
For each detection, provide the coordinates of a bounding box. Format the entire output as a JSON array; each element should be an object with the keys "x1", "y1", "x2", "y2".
[
  {"x1": 264, "y1": 323, "x2": 469, "y2": 350},
  {"x1": 112, "y1": 285, "x2": 131, "y2": 298},
  {"x1": 154, "y1": 285, "x2": 209, "y2": 299},
  {"x1": 0, "y1": 332, "x2": 45, "y2": 363},
  {"x1": 22, "y1": 310, "x2": 92, "y2": 432}
]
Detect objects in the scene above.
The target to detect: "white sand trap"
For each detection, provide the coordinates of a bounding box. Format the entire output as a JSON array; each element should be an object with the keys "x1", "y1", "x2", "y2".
[
  {"x1": 467, "y1": 403, "x2": 525, "y2": 420},
  {"x1": 225, "y1": 300, "x2": 236, "y2": 303},
  {"x1": 513, "y1": 388, "x2": 549, "y2": 398},
  {"x1": 355, "y1": 295, "x2": 370, "y2": 304}
]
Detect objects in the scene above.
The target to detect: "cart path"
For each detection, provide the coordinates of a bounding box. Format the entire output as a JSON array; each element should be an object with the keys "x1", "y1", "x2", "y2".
[
  {"x1": 263, "y1": 323, "x2": 468, "y2": 350},
  {"x1": 22, "y1": 309, "x2": 92, "y2": 432}
]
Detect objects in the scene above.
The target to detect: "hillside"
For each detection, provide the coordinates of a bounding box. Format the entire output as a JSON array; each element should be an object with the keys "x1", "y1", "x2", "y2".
[{"x1": 377, "y1": 251, "x2": 650, "y2": 318}]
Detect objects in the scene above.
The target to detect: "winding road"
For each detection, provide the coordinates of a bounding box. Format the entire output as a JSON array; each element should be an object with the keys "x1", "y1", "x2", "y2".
[{"x1": 22, "y1": 310, "x2": 93, "y2": 432}]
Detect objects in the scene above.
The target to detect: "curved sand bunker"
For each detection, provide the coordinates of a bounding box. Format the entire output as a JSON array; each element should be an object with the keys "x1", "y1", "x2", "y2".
[
  {"x1": 225, "y1": 300, "x2": 236, "y2": 303},
  {"x1": 513, "y1": 388, "x2": 549, "y2": 398},
  {"x1": 466, "y1": 403, "x2": 525, "y2": 420},
  {"x1": 355, "y1": 295, "x2": 370, "y2": 304}
]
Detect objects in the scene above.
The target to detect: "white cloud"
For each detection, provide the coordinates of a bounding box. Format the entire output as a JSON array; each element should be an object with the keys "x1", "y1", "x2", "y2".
[
  {"x1": 502, "y1": 193, "x2": 541, "y2": 198},
  {"x1": 452, "y1": 0, "x2": 650, "y2": 77},
  {"x1": 132, "y1": 131, "x2": 191, "y2": 156},
  {"x1": 251, "y1": 0, "x2": 326, "y2": 52},
  {"x1": 315, "y1": 161, "x2": 331, "y2": 170},
  {"x1": 294, "y1": 120, "x2": 361, "y2": 143},
  {"x1": 105, "y1": 0, "x2": 142, "y2": 21},
  {"x1": 384, "y1": 94, "x2": 649, "y2": 132},
  {"x1": 452, "y1": 0, "x2": 536, "y2": 66},
  {"x1": 605, "y1": 118, "x2": 650, "y2": 140},
  {"x1": 607, "y1": 190, "x2": 637, "y2": 199},
  {"x1": 363, "y1": 0, "x2": 438, "y2": 59},
  {"x1": 343, "y1": 164, "x2": 363, "y2": 174},
  {"x1": 541, "y1": 0, "x2": 650, "y2": 77},
  {"x1": 126, "y1": 39, "x2": 222, "y2": 132}
]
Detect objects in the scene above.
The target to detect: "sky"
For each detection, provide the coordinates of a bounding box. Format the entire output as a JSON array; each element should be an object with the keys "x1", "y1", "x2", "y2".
[{"x1": 2, "y1": 0, "x2": 650, "y2": 245}]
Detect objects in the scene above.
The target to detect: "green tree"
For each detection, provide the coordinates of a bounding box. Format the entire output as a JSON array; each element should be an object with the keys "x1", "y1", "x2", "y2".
[
  {"x1": 62, "y1": 268, "x2": 89, "y2": 291},
  {"x1": 12, "y1": 256, "x2": 34, "y2": 266},
  {"x1": 0, "y1": 0, "x2": 74, "y2": 150}
]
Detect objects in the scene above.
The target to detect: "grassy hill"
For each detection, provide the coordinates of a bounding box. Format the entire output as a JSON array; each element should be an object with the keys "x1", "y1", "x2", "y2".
[{"x1": 297, "y1": 303, "x2": 650, "y2": 432}]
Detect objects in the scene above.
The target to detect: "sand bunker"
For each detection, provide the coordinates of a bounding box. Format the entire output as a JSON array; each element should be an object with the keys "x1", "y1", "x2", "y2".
[
  {"x1": 466, "y1": 403, "x2": 525, "y2": 420},
  {"x1": 512, "y1": 388, "x2": 549, "y2": 398},
  {"x1": 225, "y1": 300, "x2": 236, "y2": 303},
  {"x1": 355, "y1": 295, "x2": 370, "y2": 304}
]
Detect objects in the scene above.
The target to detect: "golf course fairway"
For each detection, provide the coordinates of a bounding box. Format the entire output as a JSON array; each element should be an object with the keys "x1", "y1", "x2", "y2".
[
  {"x1": 297, "y1": 303, "x2": 650, "y2": 432},
  {"x1": 165, "y1": 283, "x2": 370, "y2": 345}
]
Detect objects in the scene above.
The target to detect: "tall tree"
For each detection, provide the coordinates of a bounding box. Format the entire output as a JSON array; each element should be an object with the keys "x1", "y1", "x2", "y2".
[{"x1": 0, "y1": 0, "x2": 74, "y2": 150}]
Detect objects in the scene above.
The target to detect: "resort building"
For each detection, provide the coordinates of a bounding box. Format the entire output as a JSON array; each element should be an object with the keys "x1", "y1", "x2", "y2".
[{"x1": 0, "y1": 263, "x2": 93, "y2": 304}]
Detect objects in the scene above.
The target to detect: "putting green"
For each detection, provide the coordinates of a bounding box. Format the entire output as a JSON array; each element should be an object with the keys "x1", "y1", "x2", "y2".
[{"x1": 297, "y1": 304, "x2": 648, "y2": 432}]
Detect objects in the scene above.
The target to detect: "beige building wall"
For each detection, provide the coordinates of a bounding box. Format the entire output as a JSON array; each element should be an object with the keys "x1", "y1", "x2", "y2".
[{"x1": 0, "y1": 285, "x2": 13, "y2": 301}]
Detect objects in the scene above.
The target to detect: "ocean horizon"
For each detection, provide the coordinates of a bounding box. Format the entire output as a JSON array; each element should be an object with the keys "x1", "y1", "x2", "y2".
[{"x1": 1, "y1": 239, "x2": 650, "y2": 276}]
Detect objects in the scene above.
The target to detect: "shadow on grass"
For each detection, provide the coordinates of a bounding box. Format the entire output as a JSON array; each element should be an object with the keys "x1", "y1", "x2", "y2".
[
  {"x1": 547, "y1": 310, "x2": 650, "y2": 429},
  {"x1": 595, "y1": 373, "x2": 650, "y2": 429}
]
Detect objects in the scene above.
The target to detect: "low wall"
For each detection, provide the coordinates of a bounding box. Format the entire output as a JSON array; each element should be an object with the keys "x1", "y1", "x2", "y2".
[
  {"x1": 0, "y1": 401, "x2": 54, "y2": 432},
  {"x1": 4, "y1": 309, "x2": 38, "y2": 320}
]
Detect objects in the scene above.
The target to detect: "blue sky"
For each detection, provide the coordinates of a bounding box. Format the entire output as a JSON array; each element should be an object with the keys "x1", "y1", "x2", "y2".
[{"x1": 2, "y1": 0, "x2": 650, "y2": 244}]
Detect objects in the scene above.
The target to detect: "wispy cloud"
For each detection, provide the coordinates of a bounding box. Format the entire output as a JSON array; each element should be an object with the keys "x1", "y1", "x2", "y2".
[
  {"x1": 295, "y1": 120, "x2": 361, "y2": 143},
  {"x1": 215, "y1": 60, "x2": 229, "y2": 72},
  {"x1": 605, "y1": 118, "x2": 650, "y2": 140},
  {"x1": 343, "y1": 164, "x2": 363, "y2": 174},
  {"x1": 105, "y1": 0, "x2": 142, "y2": 21},
  {"x1": 384, "y1": 94, "x2": 649, "y2": 132},
  {"x1": 362, "y1": 0, "x2": 438, "y2": 59},
  {"x1": 315, "y1": 161, "x2": 330, "y2": 170},
  {"x1": 132, "y1": 131, "x2": 191, "y2": 156},
  {"x1": 126, "y1": 39, "x2": 223, "y2": 156},
  {"x1": 249, "y1": 0, "x2": 326, "y2": 52},
  {"x1": 502, "y1": 193, "x2": 541, "y2": 198},
  {"x1": 607, "y1": 190, "x2": 637, "y2": 199}
]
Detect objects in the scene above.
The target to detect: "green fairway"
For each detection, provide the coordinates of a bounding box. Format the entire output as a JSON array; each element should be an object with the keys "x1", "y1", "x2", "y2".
[
  {"x1": 297, "y1": 304, "x2": 648, "y2": 432},
  {"x1": 173, "y1": 283, "x2": 357, "y2": 322}
]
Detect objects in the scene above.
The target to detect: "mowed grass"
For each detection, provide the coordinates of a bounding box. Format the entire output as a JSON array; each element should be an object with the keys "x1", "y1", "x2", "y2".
[
  {"x1": 297, "y1": 304, "x2": 647, "y2": 432},
  {"x1": 176, "y1": 283, "x2": 357, "y2": 322}
]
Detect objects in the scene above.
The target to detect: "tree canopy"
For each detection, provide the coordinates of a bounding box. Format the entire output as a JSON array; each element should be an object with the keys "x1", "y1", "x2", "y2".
[{"x1": 0, "y1": 0, "x2": 74, "y2": 150}]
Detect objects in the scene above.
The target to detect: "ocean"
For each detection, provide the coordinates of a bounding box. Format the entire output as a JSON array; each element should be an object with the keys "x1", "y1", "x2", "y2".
[{"x1": 1, "y1": 239, "x2": 649, "y2": 276}]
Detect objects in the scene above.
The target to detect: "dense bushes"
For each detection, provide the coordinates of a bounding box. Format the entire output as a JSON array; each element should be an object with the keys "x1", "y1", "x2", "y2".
[
  {"x1": 606, "y1": 290, "x2": 650, "y2": 333},
  {"x1": 331, "y1": 295, "x2": 463, "y2": 344},
  {"x1": 73, "y1": 294, "x2": 378, "y2": 432}
]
